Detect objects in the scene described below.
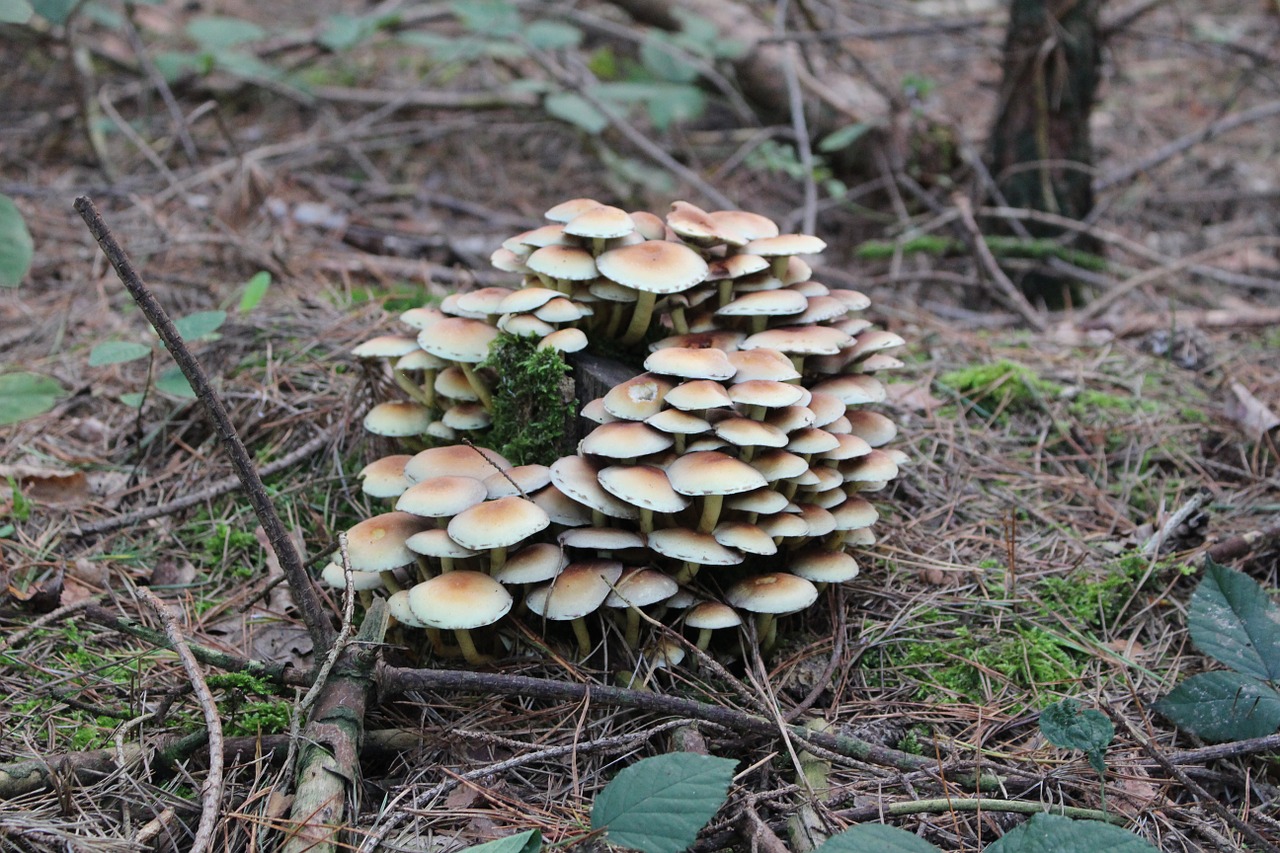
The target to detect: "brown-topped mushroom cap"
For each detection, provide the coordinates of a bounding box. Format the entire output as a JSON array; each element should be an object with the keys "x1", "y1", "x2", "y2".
[
  {"x1": 596, "y1": 240, "x2": 709, "y2": 294},
  {"x1": 352, "y1": 335, "x2": 421, "y2": 359},
  {"x1": 364, "y1": 401, "x2": 432, "y2": 437},
  {"x1": 395, "y1": 475, "x2": 488, "y2": 518},
  {"x1": 525, "y1": 560, "x2": 624, "y2": 620},
  {"x1": 359, "y1": 455, "x2": 413, "y2": 499},
  {"x1": 725, "y1": 572, "x2": 819, "y2": 614},
  {"x1": 417, "y1": 317, "x2": 500, "y2": 363},
  {"x1": 447, "y1": 496, "x2": 550, "y2": 551},
  {"x1": 666, "y1": 451, "x2": 768, "y2": 497},
  {"x1": 346, "y1": 511, "x2": 426, "y2": 571},
  {"x1": 597, "y1": 464, "x2": 691, "y2": 513},
  {"x1": 408, "y1": 571, "x2": 513, "y2": 629},
  {"x1": 578, "y1": 421, "x2": 674, "y2": 459},
  {"x1": 405, "y1": 444, "x2": 511, "y2": 483},
  {"x1": 647, "y1": 528, "x2": 743, "y2": 565},
  {"x1": 603, "y1": 374, "x2": 675, "y2": 421}
]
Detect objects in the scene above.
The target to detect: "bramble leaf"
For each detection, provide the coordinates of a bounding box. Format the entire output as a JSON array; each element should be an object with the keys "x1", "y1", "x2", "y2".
[
  {"x1": 0, "y1": 194, "x2": 34, "y2": 288},
  {"x1": 1188, "y1": 558, "x2": 1280, "y2": 681},
  {"x1": 985, "y1": 812, "x2": 1157, "y2": 852},
  {"x1": 815, "y1": 823, "x2": 939, "y2": 852},
  {"x1": 1039, "y1": 699, "x2": 1114, "y2": 775},
  {"x1": 591, "y1": 753, "x2": 736, "y2": 853},
  {"x1": 0, "y1": 372, "x2": 64, "y2": 425},
  {"x1": 1157, "y1": 670, "x2": 1280, "y2": 742}
]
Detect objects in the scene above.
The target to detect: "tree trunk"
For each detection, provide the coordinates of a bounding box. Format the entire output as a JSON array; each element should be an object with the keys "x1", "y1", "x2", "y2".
[{"x1": 988, "y1": 0, "x2": 1102, "y2": 308}]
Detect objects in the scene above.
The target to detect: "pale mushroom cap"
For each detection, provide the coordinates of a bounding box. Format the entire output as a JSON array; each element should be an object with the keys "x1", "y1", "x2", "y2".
[
  {"x1": 787, "y1": 427, "x2": 841, "y2": 455},
  {"x1": 417, "y1": 317, "x2": 500, "y2": 363},
  {"x1": 499, "y1": 313, "x2": 556, "y2": 338},
  {"x1": 364, "y1": 401, "x2": 431, "y2": 437},
  {"x1": 848, "y1": 330, "x2": 907, "y2": 360},
  {"x1": 820, "y1": 433, "x2": 873, "y2": 462},
  {"x1": 456, "y1": 286, "x2": 516, "y2": 316},
  {"x1": 400, "y1": 305, "x2": 447, "y2": 331},
  {"x1": 580, "y1": 397, "x2": 617, "y2": 425},
  {"x1": 843, "y1": 411, "x2": 899, "y2": 447},
  {"x1": 812, "y1": 375, "x2": 886, "y2": 405},
  {"x1": 831, "y1": 496, "x2": 879, "y2": 530},
  {"x1": 663, "y1": 379, "x2": 734, "y2": 412},
  {"x1": 397, "y1": 349, "x2": 447, "y2": 371},
  {"x1": 727, "y1": 348, "x2": 802, "y2": 382},
  {"x1": 647, "y1": 636, "x2": 686, "y2": 669},
  {"x1": 545, "y1": 197, "x2": 604, "y2": 223},
  {"x1": 725, "y1": 572, "x2": 819, "y2": 614},
  {"x1": 405, "y1": 444, "x2": 512, "y2": 483},
  {"x1": 767, "y1": 405, "x2": 817, "y2": 433},
  {"x1": 526, "y1": 245, "x2": 599, "y2": 281},
  {"x1": 605, "y1": 567, "x2": 678, "y2": 608},
  {"x1": 708, "y1": 253, "x2": 771, "y2": 280},
  {"x1": 743, "y1": 233, "x2": 827, "y2": 257},
  {"x1": 712, "y1": 521, "x2": 778, "y2": 555},
  {"x1": 346, "y1": 511, "x2": 426, "y2": 571},
  {"x1": 729, "y1": 379, "x2": 808, "y2": 409},
  {"x1": 716, "y1": 289, "x2": 808, "y2": 317},
  {"x1": 756, "y1": 512, "x2": 810, "y2": 538},
  {"x1": 597, "y1": 465, "x2": 692, "y2": 513},
  {"x1": 647, "y1": 528, "x2": 743, "y2": 565},
  {"x1": 498, "y1": 287, "x2": 562, "y2": 314},
  {"x1": 442, "y1": 402, "x2": 493, "y2": 431},
  {"x1": 603, "y1": 373, "x2": 675, "y2": 420},
  {"x1": 539, "y1": 328, "x2": 589, "y2": 353},
  {"x1": 321, "y1": 562, "x2": 388, "y2": 591},
  {"x1": 831, "y1": 288, "x2": 872, "y2": 311},
  {"x1": 525, "y1": 560, "x2": 624, "y2": 620},
  {"x1": 595, "y1": 241, "x2": 709, "y2": 294},
  {"x1": 435, "y1": 365, "x2": 481, "y2": 402},
  {"x1": 482, "y1": 464, "x2": 553, "y2": 499},
  {"x1": 405, "y1": 528, "x2": 479, "y2": 559},
  {"x1": 579, "y1": 421, "x2": 674, "y2": 459},
  {"x1": 558, "y1": 526, "x2": 647, "y2": 552},
  {"x1": 795, "y1": 503, "x2": 837, "y2": 537},
  {"x1": 549, "y1": 455, "x2": 641, "y2": 520},
  {"x1": 805, "y1": 392, "x2": 847, "y2": 427},
  {"x1": 666, "y1": 451, "x2": 769, "y2": 497},
  {"x1": 426, "y1": 421, "x2": 457, "y2": 441},
  {"x1": 685, "y1": 600, "x2": 743, "y2": 630},
  {"x1": 395, "y1": 475, "x2": 488, "y2": 518},
  {"x1": 651, "y1": 330, "x2": 746, "y2": 352},
  {"x1": 490, "y1": 246, "x2": 530, "y2": 273},
  {"x1": 629, "y1": 210, "x2": 667, "y2": 240},
  {"x1": 532, "y1": 482, "x2": 596, "y2": 526},
  {"x1": 408, "y1": 571, "x2": 513, "y2": 629},
  {"x1": 789, "y1": 549, "x2": 860, "y2": 584},
  {"x1": 707, "y1": 210, "x2": 780, "y2": 241},
  {"x1": 793, "y1": 295, "x2": 849, "y2": 325},
  {"x1": 447, "y1": 496, "x2": 551, "y2": 551},
  {"x1": 715, "y1": 417, "x2": 789, "y2": 449},
  {"x1": 842, "y1": 449, "x2": 900, "y2": 483},
  {"x1": 440, "y1": 292, "x2": 488, "y2": 320},
  {"x1": 725, "y1": 487, "x2": 791, "y2": 514},
  {"x1": 751, "y1": 449, "x2": 810, "y2": 481},
  {"x1": 494, "y1": 542, "x2": 568, "y2": 585},
  {"x1": 646, "y1": 409, "x2": 711, "y2": 435},
  {"x1": 359, "y1": 455, "x2": 413, "y2": 499},
  {"x1": 387, "y1": 589, "x2": 426, "y2": 628},
  {"x1": 741, "y1": 325, "x2": 853, "y2": 356},
  {"x1": 644, "y1": 347, "x2": 736, "y2": 381},
  {"x1": 352, "y1": 335, "x2": 421, "y2": 359},
  {"x1": 564, "y1": 204, "x2": 635, "y2": 239}
]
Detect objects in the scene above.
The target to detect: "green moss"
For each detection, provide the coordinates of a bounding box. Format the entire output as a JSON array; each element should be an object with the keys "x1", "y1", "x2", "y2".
[
  {"x1": 482, "y1": 334, "x2": 576, "y2": 466},
  {"x1": 854, "y1": 236, "x2": 1107, "y2": 270},
  {"x1": 1036, "y1": 550, "x2": 1168, "y2": 629},
  {"x1": 938, "y1": 359, "x2": 1060, "y2": 416}
]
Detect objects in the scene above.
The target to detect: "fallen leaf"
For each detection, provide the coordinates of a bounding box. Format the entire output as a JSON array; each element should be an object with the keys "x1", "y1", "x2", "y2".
[
  {"x1": 1224, "y1": 381, "x2": 1279, "y2": 437},
  {"x1": 0, "y1": 464, "x2": 89, "y2": 506}
]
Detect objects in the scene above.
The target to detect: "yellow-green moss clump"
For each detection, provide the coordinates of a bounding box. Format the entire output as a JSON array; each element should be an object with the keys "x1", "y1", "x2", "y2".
[
  {"x1": 482, "y1": 334, "x2": 575, "y2": 466},
  {"x1": 939, "y1": 359, "x2": 1060, "y2": 415}
]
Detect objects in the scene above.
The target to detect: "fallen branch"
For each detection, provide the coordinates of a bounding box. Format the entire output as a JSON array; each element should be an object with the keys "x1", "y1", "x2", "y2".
[
  {"x1": 951, "y1": 194, "x2": 1047, "y2": 330},
  {"x1": 1207, "y1": 524, "x2": 1280, "y2": 564},
  {"x1": 74, "y1": 196, "x2": 336, "y2": 655}
]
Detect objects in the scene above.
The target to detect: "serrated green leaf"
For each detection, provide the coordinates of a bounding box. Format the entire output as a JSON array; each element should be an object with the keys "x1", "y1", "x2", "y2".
[
  {"x1": 89, "y1": 341, "x2": 152, "y2": 366},
  {"x1": 452, "y1": 0, "x2": 519, "y2": 36},
  {"x1": 815, "y1": 823, "x2": 939, "y2": 853},
  {"x1": 0, "y1": 194, "x2": 34, "y2": 288},
  {"x1": 30, "y1": 0, "x2": 72, "y2": 23},
  {"x1": 1189, "y1": 558, "x2": 1280, "y2": 681},
  {"x1": 526, "y1": 19, "x2": 581, "y2": 50},
  {"x1": 456, "y1": 829, "x2": 541, "y2": 853},
  {"x1": 640, "y1": 33, "x2": 700, "y2": 83},
  {"x1": 0, "y1": 372, "x2": 64, "y2": 425},
  {"x1": 238, "y1": 271, "x2": 271, "y2": 313},
  {"x1": 187, "y1": 16, "x2": 264, "y2": 49},
  {"x1": 591, "y1": 753, "x2": 736, "y2": 853},
  {"x1": 985, "y1": 812, "x2": 1157, "y2": 853},
  {"x1": 819, "y1": 122, "x2": 874, "y2": 153},
  {"x1": 1039, "y1": 700, "x2": 1114, "y2": 773},
  {"x1": 156, "y1": 366, "x2": 195, "y2": 399},
  {"x1": 1157, "y1": 670, "x2": 1280, "y2": 742},
  {"x1": 544, "y1": 92, "x2": 608, "y2": 134},
  {"x1": 0, "y1": 0, "x2": 34, "y2": 25},
  {"x1": 174, "y1": 310, "x2": 226, "y2": 341}
]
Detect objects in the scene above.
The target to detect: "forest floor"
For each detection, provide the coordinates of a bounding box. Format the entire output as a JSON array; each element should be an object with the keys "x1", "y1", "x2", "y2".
[{"x1": 2, "y1": 0, "x2": 1279, "y2": 851}]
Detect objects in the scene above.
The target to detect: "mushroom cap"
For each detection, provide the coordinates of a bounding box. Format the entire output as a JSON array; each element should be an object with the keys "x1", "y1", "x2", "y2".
[
  {"x1": 743, "y1": 233, "x2": 827, "y2": 257},
  {"x1": 532, "y1": 483, "x2": 596, "y2": 527},
  {"x1": 841, "y1": 449, "x2": 900, "y2": 483},
  {"x1": 831, "y1": 288, "x2": 872, "y2": 311},
  {"x1": 494, "y1": 542, "x2": 568, "y2": 584},
  {"x1": 526, "y1": 245, "x2": 599, "y2": 282},
  {"x1": 550, "y1": 456, "x2": 641, "y2": 520},
  {"x1": 789, "y1": 548, "x2": 860, "y2": 584},
  {"x1": 498, "y1": 287, "x2": 562, "y2": 314},
  {"x1": 751, "y1": 449, "x2": 810, "y2": 481},
  {"x1": 663, "y1": 380, "x2": 734, "y2": 412},
  {"x1": 435, "y1": 366, "x2": 481, "y2": 401},
  {"x1": 482, "y1": 464, "x2": 553, "y2": 499},
  {"x1": 396, "y1": 475, "x2": 488, "y2": 518},
  {"x1": 387, "y1": 589, "x2": 426, "y2": 628},
  {"x1": 595, "y1": 241, "x2": 709, "y2": 294},
  {"x1": 794, "y1": 503, "x2": 837, "y2": 537},
  {"x1": 716, "y1": 289, "x2": 808, "y2": 317},
  {"x1": 646, "y1": 409, "x2": 711, "y2": 435},
  {"x1": 651, "y1": 331, "x2": 746, "y2": 352},
  {"x1": 456, "y1": 287, "x2": 516, "y2": 316},
  {"x1": 558, "y1": 527, "x2": 647, "y2": 552},
  {"x1": 756, "y1": 512, "x2": 809, "y2": 538},
  {"x1": 666, "y1": 451, "x2": 768, "y2": 497},
  {"x1": 787, "y1": 427, "x2": 841, "y2": 455},
  {"x1": 741, "y1": 325, "x2": 853, "y2": 356},
  {"x1": 725, "y1": 487, "x2": 791, "y2": 514},
  {"x1": 579, "y1": 421, "x2": 674, "y2": 459},
  {"x1": 812, "y1": 375, "x2": 886, "y2": 405},
  {"x1": 489, "y1": 247, "x2": 530, "y2": 273},
  {"x1": 714, "y1": 417, "x2": 789, "y2": 449},
  {"x1": 647, "y1": 636, "x2": 686, "y2": 669},
  {"x1": 346, "y1": 511, "x2": 426, "y2": 571},
  {"x1": 525, "y1": 560, "x2": 624, "y2": 620},
  {"x1": 767, "y1": 405, "x2": 817, "y2": 433},
  {"x1": 820, "y1": 433, "x2": 873, "y2": 462},
  {"x1": 364, "y1": 401, "x2": 432, "y2": 437},
  {"x1": 447, "y1": 496, "x2": 550, "y2": 551},
  {"x1": 605, "y1": 567, "x2": 678, "y2": 608},
  {"x1": 629, "y1": 210, "x2": 667, "y2": 240},
  {"x1": 320, "y1": 562, "x2": 388, "y2": 591},
  {"x1": 564, "y1": 204, "x2": 635, "y2": 239},
  {"x1": 417, "y1": 317, "x2": 500, "y2": 363},
  {"x1": 712, "y1": 521, "x2": 778, "y2": 555},
  {"x1": 684, "y1": 600, "x2": 743, "y2": 630},
  {"x1": 729, "y1": 379, "x2": 808, "y2": 409},
  {"x1": 792, "y1": 295, "x2": 849, "y2": 325},
  {"x1": 647, "y1": 528, "x2": 743, "y2": 565},
  {"x1": 725, "y1": 572, "x2": 819, "y2": 614},
  {"x1": 603, "y1": 373, "x2": 675, "y2": 421},
  {"x1": 352, "y1": 335, "x2": 421, "y2": 359},
  {"x1": 667, "y1": 200, "x2": 727, "y2": 245},
  {"x1": 405, "y1": 444, "x2": 512, "y2": 483},
  {"x1": 843, "y1": 411, "x2": 899, "y2": 447},
  {"x1": 545, "y1": 197, "x2": 604, "y2": 223},
  {"x1": 707, "y1": 210, "x2": 779, "y2": 242},
  {"x1": 805, "y1": 392, "x2": 847, "y2": 427},
  {"x1": 580, "y1": 398, "x2": 616, "y2": 425},
  {"x1": 405, "y1": 528, "x2": 479, "y2": 559},
  {"x1": 408, "y1": 571, "x2": 513, "y2": 630},
  {"x1": 400, "y1": 305, "x2": 448, "y2": 330},
  {"x1": 726, "y1": 348, "x2": 801, "y2": 382},
  {"x1": 831, "y1": 496, "x2": 878, "y2": 530},
  {"x1": 539, "y1": 328, "x2": 589, "y2": 353},
  {"x1": 396, "y1": 349, "x2": 448, "y2": 372},
  {"x1": 442, "y1": 402, "x2": 493, "y2": 431},
  {"x1": 708, "y1": 253, "x2": 771, "y2": 280},
  {"x1": 499, "y1": 313, "x2": 556, "y2": 338},
  {"x1": 358, "y1": 455, "x2": 413, "y2": 499},
  {"x1": 597, "y1": 465, "x2": 691, "y2": 513},
  {"x1": 644, "y1": 347, "x2": 736, "y2": 381}
]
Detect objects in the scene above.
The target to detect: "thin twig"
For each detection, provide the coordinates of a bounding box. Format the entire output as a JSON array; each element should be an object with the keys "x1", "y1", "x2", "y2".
[
  {"x1": 116, "y1": 2, "x2": 198, "y2": 164},
  {"x1": 1142, "y1": 490, "x2": 1210, "y2": 557},
  {"x1": 951, "y1": 194, "x2": 1047, "y2": 330},
  {"x1": 74, "y1": 196, "x2": 336, "y2": 655},
  {"x1": 775, "y1": 0, "x2": 817, "y2": 235},
  {"x1": 758, "y1": 19, "x2": 989, "y2": 43},
  {"x1": 137, "y1": 589, "x2": 222, "y2": 853}
]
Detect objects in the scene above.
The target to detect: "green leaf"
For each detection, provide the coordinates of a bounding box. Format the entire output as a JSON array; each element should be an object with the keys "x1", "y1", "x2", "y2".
[
  {"x1": 89, "y1": 341, "x2": 152, "y2": 366},
  {"x1": 0, "y1": 194, "x2": 34, "y2": 288},
  {"x1": 1189, "y1": 558, "x2": 1280, "y2": 681},
  {"x1": 819, "y1": 122, "x2": 875, "y2": 153},
  {"x1": 985, "y1": 812, "x2": 1158, "y2": 853},
  {"x1": 452, "y1": 0, "x2": 519, "y2": 36},
  {"x1": 456, "y1": 829, "x2": 541, "y2": 853},
  {"x1": 591, "y1": 753, "x2": 736, "y2": 853},
  {"x1": 1156, "y1": 670, "x2": 1280, "y2": 742},
  {"x1": 119, "y1": 391, "x2": 146, "y2": 408},
  {"x1": 153, "y1": 50, "x2": 208, "y2": 81},
  {"x1": 317, "y1": 13, "x2": 388, "y2": 51},
  {"x1": 525, "y1": 20, "x2": 581, "y2": 50},
  {"x1": 643, "y1": 84, "x2": 705, "y2": 130},
  {"x1": 187, "y1": 16, "x2": 265, "y2": 49},
  {"x1": 174, "y1": 310, "x2": 227, "y2": 341},
  {"x1": 544, "y1": 92, "x2": 608, "y2": 135},
  {"x1": 213, "y1": 49, "x2": 286, "y2": 82},
  {"x1": 0, "y1": 0, "x2": 33, "y2": 24},
  {"x1": 0, "y1": 372, "x2": 64, "y2": 425},
  {"x1": 640, "y1": 33, "x2": 700, "y2": 83},
  {"x1": 238, "y1": 271, "x2": 271, "y2": 313},
  {"x1": 29, "y1": 0, "x2": 73, "y2": 23},
  {"x1": 815, "y1": 823, "x2": 939, "y2": 852},
  {"x1": 156, "y1": 365, "x2": 196, "y2": 399},
  {"x1": 1039, "y1": 699, "x2": 1114, "y2": 775}
]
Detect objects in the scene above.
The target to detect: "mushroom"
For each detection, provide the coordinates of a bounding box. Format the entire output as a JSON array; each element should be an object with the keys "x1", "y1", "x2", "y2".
[
  {"x1": 603, "y1": 567, "x2": 678, "y2": 648},
  {"x1": 447, "y1": 495, "x2": 550, "y2": 574},
  {"x1": 684, "y1": 601, "x2": 743, "y2": 650},
  {"x1": 408, "y1": 571, "x2": 513, "y2": 665},
  {"x1": 725, "y1": 572, "x2": 819, "y2": 652},
  {"x1": 595, "y1": 240, "x2": 709, "y2": 346},
  {"x1": 525, "y1": 560, "x2": 623, "y2": 658}
]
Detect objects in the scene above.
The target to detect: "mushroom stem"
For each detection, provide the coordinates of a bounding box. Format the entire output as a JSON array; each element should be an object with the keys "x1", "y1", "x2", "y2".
[
  {"x1": 639, "y1": 508, "x2": 654, "y2": 535},
  {"x1": 603, "y1": 304, "x2": 626, "y2": 340},
  {"x1": 488, "y1": 546, "x2": 508, "y2": 575},
  {"x1": 439, "y1": 556, "x2": 456, "y2": 573},
  {"x1": 697, "y1": 494, "x2": 724, "y2": 534},
  {"x1": 459, "y1": 362, "x2": 493, "y2": 411},
  {"x1": 675, "y1": 561, "x2": 700, "y2": 584},
  {"x1": 757, "y1": 613, "x2": 779, "y2": 652},
  {"x1": 415, "y1": 556, "x2": 433, "y2": 583},
  {"x1": 379, "y1": 571, "x2": 402, "y2": 593},
  {"x1": 771, "y1": 256, "x2": 789, "y2": 279},
  {"x1": 624, "y1": 607, "x2": 642, "y2": 648},
  {"x1": 620, "y1": 290, "x2": 657, "y2": 346},
  {"x1": 570, "y1": 617, "x2": 593, "y2": 659},
  {"x1": 454, "y1": 628, "x2": 493, "y2": 665},
  {"x1": 695, "y1": 628, "x2": 714, "y2": 651},
  {"x1": 395, "y1": 370, "x2": 432, "y2": 406},
  {"x1": 671, "y1": 305, "x2": 689, "y2": 335},
  {"x1": 717, "y1": 279, "x2": 733, "y2": 309}
]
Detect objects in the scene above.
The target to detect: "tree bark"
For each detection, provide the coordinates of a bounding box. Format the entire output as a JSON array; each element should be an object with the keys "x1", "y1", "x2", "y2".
[{"x1": 988, "y1": 0, "x2": 1102, "y2": 308}]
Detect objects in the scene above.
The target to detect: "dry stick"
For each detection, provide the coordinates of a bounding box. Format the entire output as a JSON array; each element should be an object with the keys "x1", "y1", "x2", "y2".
[
  {"x1": 775, "y1": 0, "x2": 817, "y2": 235},
  {"x1": 1141, "y1": 490, "x2": 1210, "y2": 557},
  {"x1": 137, "y1": 589, "x2": 223, "y2": 853},
  {"x1": 1095, "y1": 99, "x2": 1280, "y2": 192},
  {"x1": 74, "y1": 429, "x2": 335, "y2": 537},
  {"x1": 379, "y1": 666, "x2": 935, "y2": 773},
  {"x1": 1206, "y1": 523, "x2": 1280, "y2": 564},
  {"x1": 74, "y1": 197, "x2": 335, "y2": 655},
  {"x1": 758, "y1": 18, "x2": 989, "y2": 42},
  {"x1": 1112, "y1": 710, "x2": 1280, "y2": 853},
  {"x1": 116, "y1": 5, "x2": 198, "y2": 165},
  {"x1": 951, "y1": 194, "x2": 1048, "y2": 330}
]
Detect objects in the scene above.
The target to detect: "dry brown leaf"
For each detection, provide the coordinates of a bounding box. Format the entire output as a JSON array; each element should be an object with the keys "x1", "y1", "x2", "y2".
[
  {"x1": 0, "y1": 464, "x2": 89, "y2": 506},
  {"x1": 1224, "y1": 381, "x2": 1280, "y2": 437}
]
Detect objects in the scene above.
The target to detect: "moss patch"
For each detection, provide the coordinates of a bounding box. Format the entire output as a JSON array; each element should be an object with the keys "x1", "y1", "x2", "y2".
[
  {"x1": 1036, "y1": 550, "x2": 1175, "y2": 630},
  {"x1": 482, "y1": 334, "x2": 576, "y2": 466},
  {"x1": 938, "y1": 359, "x2": 1060, "y2": 418}
]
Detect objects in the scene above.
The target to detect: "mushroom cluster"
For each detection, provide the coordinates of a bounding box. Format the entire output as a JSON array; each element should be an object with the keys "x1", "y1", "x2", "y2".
[{"x1": 341, "y1": 199, "x2": 906, "y2": 664}]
